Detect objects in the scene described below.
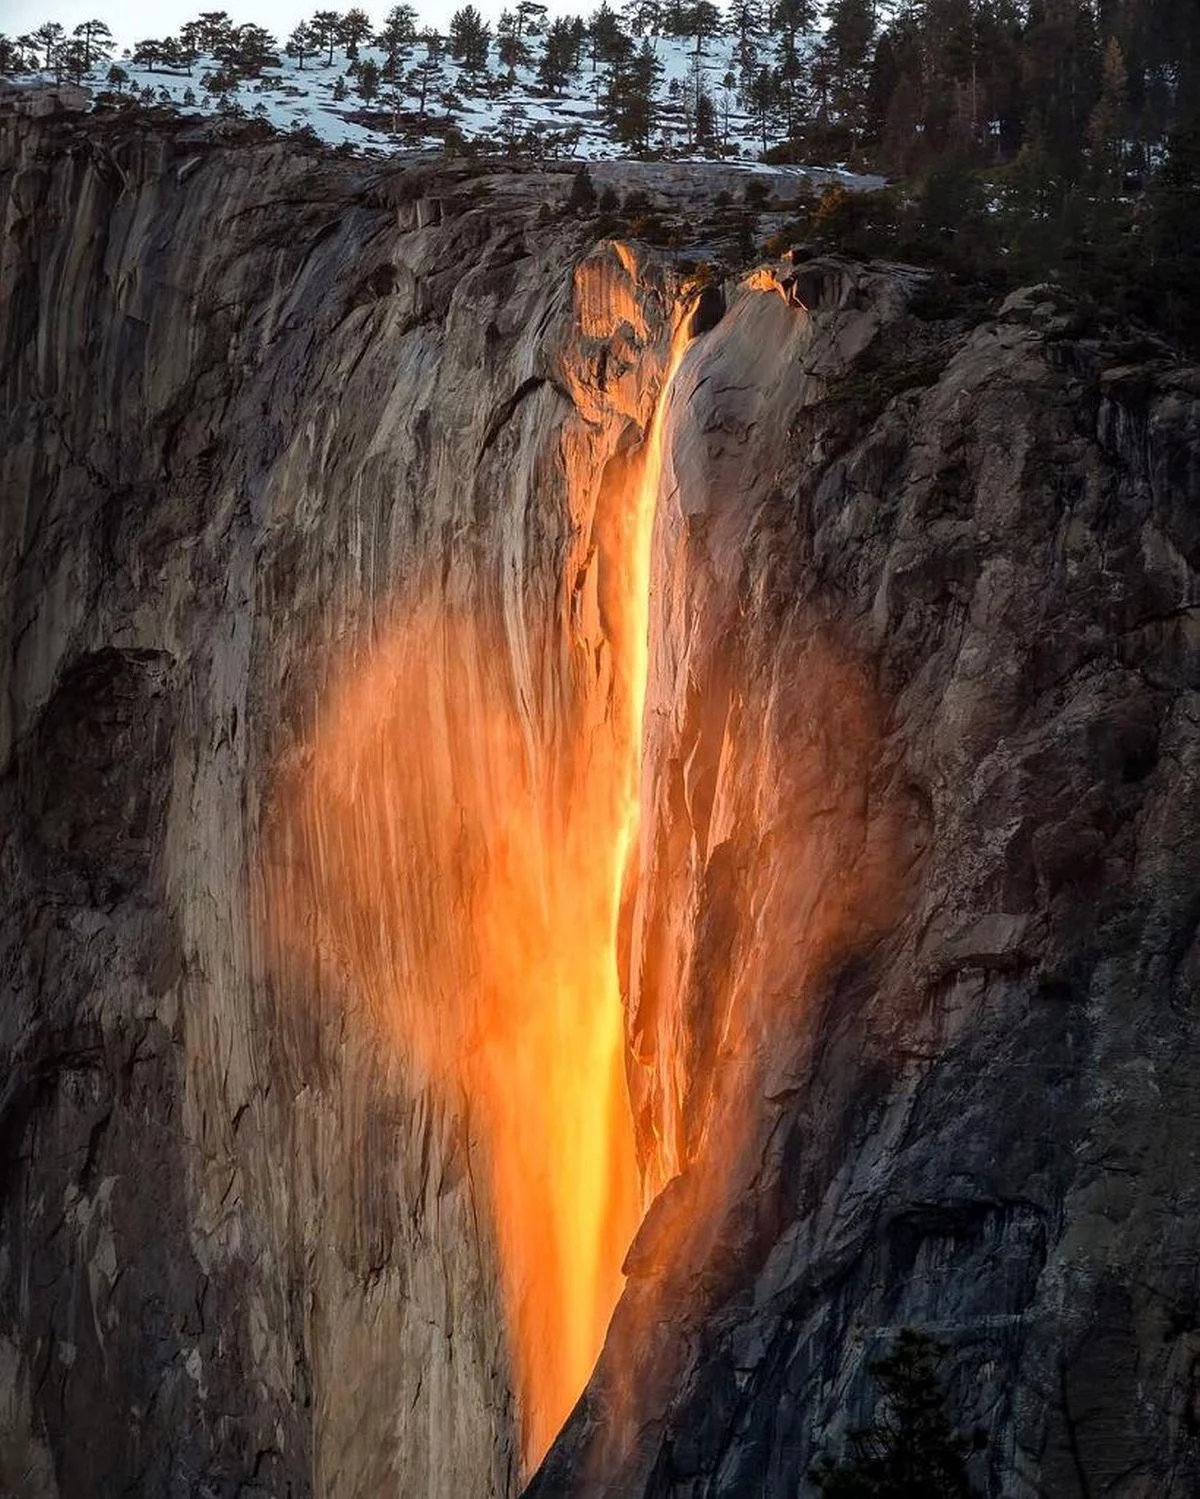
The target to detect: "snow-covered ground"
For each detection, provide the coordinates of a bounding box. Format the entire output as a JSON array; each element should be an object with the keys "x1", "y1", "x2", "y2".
[{"x1": 9, "y1": 30, "x2": 845, "y2": 166}]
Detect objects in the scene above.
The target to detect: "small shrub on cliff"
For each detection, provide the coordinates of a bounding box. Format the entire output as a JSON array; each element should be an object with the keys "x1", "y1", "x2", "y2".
[
  {"x1": 566, "y1": 165, "x2": 597, "y2": 215},
  {"x1": 812, "y1": 1330, "x2": 985, "y2": 1498}
]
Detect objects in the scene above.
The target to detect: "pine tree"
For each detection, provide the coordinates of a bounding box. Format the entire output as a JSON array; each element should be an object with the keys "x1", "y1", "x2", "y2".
[
  {"x1": 622, "y1": 0, "x2": 663, "y2": 37},
  {"x1": 661, "y1": 0, "x2": 689, "y2": 37},
  {"x1": 516, "y1": 0, "x2": 550, "y2": 38},
  {"x1": 195, "y1": 11, "x2": 233, "y2": 53},
  {"x1": 603, "y1": 37, "x2": 662, "y2": 149},
  {"x1": 177, "y1": 22, "x2": 201, "y2": 69},
  {"x1": 309, "y1": 10, "x2": 343, "y2": 67},
  {"x1": 1022, "y1": 0, "x2": 1102, "y2": 168},
  {"x1": 286, "y1": 25, "x2": 317, "y2": 70},
  {"x1": 729, "y1": 0, "x2": 765, "y2": 47},
  {"x1": 407, "y1": 31, "x2": 445, "y2": 121},
  {"x1": 690, "y1": 0, "x2": 723, "y2": 56},
  {"x1": 499, "y1": 31, "x2": 528, "y2": 69},
  {"x1": 813, "y1": 1331, "x2": 983, "y2": 1499},
  {"x1": 589, "y1": 2, "x2": 628, "y2": 70},
  {"x1": 378, "y1": 5, "x2": 418, "y2": 77},
  {"x1": 449, "y1": 5, "x2": 492, "y2": 75},
  {"x1": 776, "y1": 34, "x2": 806, "y2": 137},
  {"x1": 222, "y1": 24, "x2": 277, "y2": 77},
  {"x1": 770, "y1": 0, "x2": 816, "y2": 48},
  {"x1": 538, "y1": 17, "x2": 579, "y2": 92},
  {"x1": 1088, "y1": 36, "x2": 1128, "y2": 180},
  {"x1": 744, "y1": 63, "x2": 779, "y2": 152},
  {"x1": 341, "y1": 9, "x2": 373, "y2": 59},
  {"x1": 31, "y1": 22, "x2": 65, "y2": 69},
  {"x1": 695, "y1": 86, "x2": 718, "y2": 149},
  {"x1": 567, "y1": 163, "x2": 598, "y2": 210},
  {"x1": 72, "y1": 19, "x2": 113, "y2": 70},
  {"x1": 818, "y1": 0, "x2": 876, "y2": 140},
  {"x1": 358, "y1": 57, "x2": 381, "y2": 99},
  {"x1": 132, "y1": 38, "x2": 166, "y2": 71},
  {"x1": 60, "y1": 38, "x2": 89, "y2": 82}
]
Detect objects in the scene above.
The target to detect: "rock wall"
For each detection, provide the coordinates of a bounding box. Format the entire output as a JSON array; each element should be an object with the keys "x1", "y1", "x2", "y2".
[
  {"x1": 4, "y1": 110, "x2": 1200, "y2": 1499},
  {"x1": 0, "y1": 111, "x2": 673, "y2": 1497},
  {"x1": 534, "y1": 270, "x2": 1200, "y2": 1497}
]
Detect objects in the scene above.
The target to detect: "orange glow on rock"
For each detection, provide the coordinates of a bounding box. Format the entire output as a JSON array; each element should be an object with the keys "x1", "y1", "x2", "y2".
[{"x1": 258, "y1": 300, "x2": 691, "y2": 1475}]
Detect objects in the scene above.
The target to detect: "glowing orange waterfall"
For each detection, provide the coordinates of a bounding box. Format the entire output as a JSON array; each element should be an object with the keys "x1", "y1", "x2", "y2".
[
  {"x1": 612, "y1": 321, "x2": 692, "y2": 959},
  {"x1": 475, "y1": 312, "x2": 692, "y2": 1469},
  {"x1": 260, "y1": 301, "x2": 692, "y2": 1477}
]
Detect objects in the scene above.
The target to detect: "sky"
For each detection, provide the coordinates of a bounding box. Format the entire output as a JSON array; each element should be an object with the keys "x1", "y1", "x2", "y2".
[{"x1": 0, "y1": 0, "x2": 536, "y2": 48}]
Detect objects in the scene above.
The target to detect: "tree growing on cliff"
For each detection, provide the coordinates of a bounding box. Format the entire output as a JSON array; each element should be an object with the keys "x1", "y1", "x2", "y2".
[
  {"x1": 72, "y1": 18, "x2": 113, "y2": 70},
  {"x1": 59, "y1": 37, "x2": 91, "y2": 82},
  {"x1": 566, "y1": 163, "x2": 597, "y2": 211},
  {"x1": 0, "y1": 34, "x2": 27, "y2": 72},
  {"x1": 812, "y1": 1330, "x2": 984, "y2": 1498},
  {"x1": 1144, "y1": 110, "x2": 1200, "y2": 352},
  {"x1": 30, "y1": 21, "x2": 65, "y2": 69}
]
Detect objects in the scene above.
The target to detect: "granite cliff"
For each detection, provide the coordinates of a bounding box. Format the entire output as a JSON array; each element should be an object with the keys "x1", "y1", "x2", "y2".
[{"x1": 2, "y1": 110, "x2": 1200, "y2": 1499}]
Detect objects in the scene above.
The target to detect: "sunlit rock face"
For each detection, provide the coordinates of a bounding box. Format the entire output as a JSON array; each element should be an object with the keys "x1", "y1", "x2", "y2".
[
  {"x1": 5, "y1": 111, "x2": 1200, "y2": 1499},
  {"x1": 0, "y1": 111, "x2": 675, "y2": 1496}
]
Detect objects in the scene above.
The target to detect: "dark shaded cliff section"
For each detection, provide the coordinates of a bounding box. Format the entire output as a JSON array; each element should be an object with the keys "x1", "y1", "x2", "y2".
[{"x1": 531, "y1": 274, "x2": 1200, "y2": 1498}]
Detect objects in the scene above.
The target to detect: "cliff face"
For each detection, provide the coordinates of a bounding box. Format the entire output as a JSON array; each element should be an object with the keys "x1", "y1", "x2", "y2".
[
  {"x1": 3, "y1": 111, "x2": 1200, "y2": 1499},
  {"x1": 0, "y1": 111, "x2": 675, "y2": 1497},
  {"x1": 536, "y1": 272, "x2": 1200, "y2": 1497}
]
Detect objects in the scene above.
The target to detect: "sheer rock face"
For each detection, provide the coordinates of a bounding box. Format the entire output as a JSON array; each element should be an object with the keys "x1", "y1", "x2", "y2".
[
  {"x1": 4, "y1": 113, "x2": 1200, "y2": 1499},
  {"x1": 0, "y1": 113, "x2": 672, "y2": 1498},
  {"x1": 533, "y1": 273, "x2": 1200, "y2": 1498}
]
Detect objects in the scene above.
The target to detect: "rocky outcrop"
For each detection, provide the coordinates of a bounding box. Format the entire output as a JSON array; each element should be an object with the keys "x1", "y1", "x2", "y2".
[{"x1": 4, "y1": 110, "x2": 1200, "y2": 1499}]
